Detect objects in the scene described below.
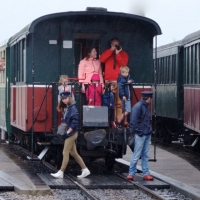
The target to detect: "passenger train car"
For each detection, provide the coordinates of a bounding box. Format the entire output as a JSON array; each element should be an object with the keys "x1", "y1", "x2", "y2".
[
  {"x1": 0, "y1": 39, "x2": 9, "y2": 137},
  {"x1": 0, "y1": 7, "x2": 161, "y2": 168},
  {"x1": 154, "y1": 30, "x2": 200, "y2": 152}
]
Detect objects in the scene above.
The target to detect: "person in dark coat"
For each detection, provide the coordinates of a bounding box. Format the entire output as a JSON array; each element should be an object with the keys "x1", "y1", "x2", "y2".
[
  {"x1": 51, "y1": 91, "x2": 90, "y2": 179},
  {"x1": 127, "y1": 91, "x2": 154, "y2": 181},
  {"x1": 117, "y1": 66, "x2": 134, "y2": 127},
  {"x1": 102, "y1": 83, "x2": 115, "y2": 128}
]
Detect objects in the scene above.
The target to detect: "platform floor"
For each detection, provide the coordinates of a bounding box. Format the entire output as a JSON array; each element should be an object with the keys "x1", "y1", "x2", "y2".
[
  {"x1": 123, "y1": 144, "x2": 200, "y2": 190},
  {"x1": 0, "y1": 144, "x2": 51, "y2": 195},
  {"x1": 0, "y1": 141, "x2": 200, "y2": 198}
]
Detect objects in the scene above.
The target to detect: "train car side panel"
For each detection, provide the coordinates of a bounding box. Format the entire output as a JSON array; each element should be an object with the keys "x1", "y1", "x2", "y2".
[
  {"x1": 27, "y1": 86, "x2": 53, "y2": 132},
  {"x1": 10, "y1": 85, "x2": 53, "y2": 132},
  {"x1": 184, "y1": 86, "x2": 200, "y2": 132}
]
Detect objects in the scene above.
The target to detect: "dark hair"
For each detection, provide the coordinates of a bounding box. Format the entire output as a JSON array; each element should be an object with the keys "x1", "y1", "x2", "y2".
[
  {"x1": 84, "y1": 46, "x2": 97, "y2": 60},
  {"x1": 110, "y1": 37, "x2": 119, "y2": 43}
]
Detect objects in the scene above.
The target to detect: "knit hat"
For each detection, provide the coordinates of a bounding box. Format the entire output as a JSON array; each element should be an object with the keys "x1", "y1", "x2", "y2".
[{"x1": 91, "y1": 74, "x2": 100, "y2": 81}]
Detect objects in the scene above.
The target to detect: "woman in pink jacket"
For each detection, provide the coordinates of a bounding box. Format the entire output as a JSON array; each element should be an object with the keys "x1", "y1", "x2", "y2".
[{"x1": 78, "y1": 46, "x2": 104, "y2": 104}]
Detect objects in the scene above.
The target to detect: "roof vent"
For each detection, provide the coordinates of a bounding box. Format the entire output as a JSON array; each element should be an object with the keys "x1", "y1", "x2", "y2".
[{"x1": 86, "y1": 7, "x2": 107, "y2": 12}]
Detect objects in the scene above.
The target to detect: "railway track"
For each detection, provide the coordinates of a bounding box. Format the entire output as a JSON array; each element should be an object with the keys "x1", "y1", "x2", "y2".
[{"x1": 0, "y1": 142, "x2": 195, "y2": 200}]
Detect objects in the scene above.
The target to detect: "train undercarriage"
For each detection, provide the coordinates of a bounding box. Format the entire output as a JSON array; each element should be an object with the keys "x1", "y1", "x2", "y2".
[{"x1": 153, "y1": 116, "x2": 200, "y2": 152}]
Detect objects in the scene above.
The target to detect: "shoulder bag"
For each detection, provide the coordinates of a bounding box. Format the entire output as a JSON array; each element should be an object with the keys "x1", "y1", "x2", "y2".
[{"x1": 57, "y1": 122, "x2": 68, "y2": 135}]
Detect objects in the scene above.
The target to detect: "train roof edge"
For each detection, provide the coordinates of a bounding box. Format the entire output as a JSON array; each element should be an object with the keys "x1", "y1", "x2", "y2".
[
  {"x1": 181, "y1": 29, "x2": 200, "y2": 46},
  {"x1": 9, "y1": 8, "x2": 162, "y2": 45}
]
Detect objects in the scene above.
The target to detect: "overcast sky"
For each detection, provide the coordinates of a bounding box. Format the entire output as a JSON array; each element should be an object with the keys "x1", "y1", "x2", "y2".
[{"x1": 1, "y1": 0, "x2": 200, "y2": 46}]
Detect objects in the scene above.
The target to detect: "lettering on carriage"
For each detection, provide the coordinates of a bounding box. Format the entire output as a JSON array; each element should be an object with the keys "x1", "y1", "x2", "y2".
[
  {"x1": 63, "y1": 40, "x2": 72, "y2": 49},
  {"x1": 49, "y1": 40, "x2": 57, "y2": 45}
]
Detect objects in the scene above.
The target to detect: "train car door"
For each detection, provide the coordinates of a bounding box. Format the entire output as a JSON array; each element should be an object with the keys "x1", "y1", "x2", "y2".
[{"x1": 73, "y1": 33, "x2": 106, "y2": 109}]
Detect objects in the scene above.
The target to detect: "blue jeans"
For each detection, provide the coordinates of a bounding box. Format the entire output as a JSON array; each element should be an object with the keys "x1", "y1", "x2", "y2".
[{"x1": 129, "y1": 134, "x2": 151, "y2": 176}]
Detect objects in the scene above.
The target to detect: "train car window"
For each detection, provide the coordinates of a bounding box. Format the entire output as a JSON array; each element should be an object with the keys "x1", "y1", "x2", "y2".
[
  {"x1": 13, "y1": 39, "x2": 26, "y2": 83},
  {"x1": 160, "y1": 58, "x2": 163, "y2": 84},
  {"x1": 191, "y1": 45, "x2": 194, "y2": 84},
  {"x1": 157, "y1": 58, "x2": 161, "y2": 84},
  {"x1": 164, "y1": 57, "x2": 167, "y2": 84},
  {"x1": 171, "y1": 55, "x2": 176, "y2": 84},
  {"x1": 0, "y1": 54, "x2": 5, "y2": 84},
  {"x1": 197, "y1": 43, "x2": 200, "y2": 84},
  {"x1": 166, "y1": 56, "x2": 170, "y2": 84},
  {"x1": 192, "y1": 44, "x2": 195, "y2": 84},
  {"x1": 158, "y1": 59, "x2": 161, "y2": 84},
  {"x1": 185, "y1": 48, "x2": 189, "y2": 84},
  {"x1": 188, "y1": 46, "x2": 192, "y2": 84},
  {"x1": 194, "y1": 43, "x2": 198, "y2": 84}
]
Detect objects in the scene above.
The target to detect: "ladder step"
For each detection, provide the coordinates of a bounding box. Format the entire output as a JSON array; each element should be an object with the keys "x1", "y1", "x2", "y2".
[
  {"x1": 37, "y1": 142, "x2": 51, "y2": 146},
  {"x1": 38, "y1": 146, "x2": 50, "y2": 160}
]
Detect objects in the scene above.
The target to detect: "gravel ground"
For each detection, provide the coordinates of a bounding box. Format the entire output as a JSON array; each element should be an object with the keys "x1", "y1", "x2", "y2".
[
  {"x1": 0, "y1": 189, "x2": 85, "y2": 200},
  {"x1": 0, "y1": 189, "x2": 157, "y2": 200},
  {"x1": 153, "y1": 188, "x2": 192, "y2": 200},
  {"x1": 90, "y1": 189, "x2": 156, "y2": 200}
]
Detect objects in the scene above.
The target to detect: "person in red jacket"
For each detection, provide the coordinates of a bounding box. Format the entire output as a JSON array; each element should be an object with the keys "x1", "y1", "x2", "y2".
[
  {"x1": 100, "y1": 38, "x2": 128, "y2": 81},
  {"x1": 100, "y1": 38, "x2": 129, "y2": 123},
  {"x1": 86, "y1": 74, "x2": 103, "y2": 106}
]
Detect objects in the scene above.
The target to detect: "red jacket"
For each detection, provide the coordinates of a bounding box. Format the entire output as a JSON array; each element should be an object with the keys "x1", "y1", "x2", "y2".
[
  {"x1": 100, "y1": 49, "x2": 128, "y2": 80},
  {"x1": 86, "y1": 83, "x2": 103, "y2": 106}
]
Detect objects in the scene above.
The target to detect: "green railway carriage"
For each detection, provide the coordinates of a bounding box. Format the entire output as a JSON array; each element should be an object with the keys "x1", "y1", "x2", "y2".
[
  {"x1": 1, "y1": 8, "x2": 162, "y2": 167},
  {"x1": 181, "y1": 30, "x2": 200, "y2": 150},
  {"x1": 7, "y1": 8, "x2": 161, "y2": 134},
  {"x1": 153, "y1": 41, "x2": 184, "y2": 141},
  {"x1": 154, "y1": 30, "x2": 200, "y2": 151},
  {"x1": 0, "y1": 39, "x2": 11, "y2": 136}
]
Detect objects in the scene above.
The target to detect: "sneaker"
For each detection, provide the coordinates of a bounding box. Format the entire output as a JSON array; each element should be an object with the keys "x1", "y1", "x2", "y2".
[
  {"x1": 143, "y1": 174, "x2": 154, "y2": 181},
  {"x1": 127, "y1": 174, "x2": 134, "y2": 180},
  {"x1": 77, "y1": 168, "x2": 90, "y2": 178},
  {"x1": 110, "y1": 121, "x2": 117, "y2": 129},
  {"x1": 51, "y1": 170, "x2": 64, "y2": 178}
]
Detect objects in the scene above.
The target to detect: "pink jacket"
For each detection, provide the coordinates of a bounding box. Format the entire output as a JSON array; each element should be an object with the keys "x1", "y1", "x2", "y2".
[
  {"x1": 78, "y1": 58, "x2": 103, "y2": 85},
  {"x1": 86, "y1": 83, "x2": 103, "y2": 106}
]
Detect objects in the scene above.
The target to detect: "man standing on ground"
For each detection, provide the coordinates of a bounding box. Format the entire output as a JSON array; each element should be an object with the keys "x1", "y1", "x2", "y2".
[{"x1": 127, "y1": 91, "x2": 154, "y2": 181}]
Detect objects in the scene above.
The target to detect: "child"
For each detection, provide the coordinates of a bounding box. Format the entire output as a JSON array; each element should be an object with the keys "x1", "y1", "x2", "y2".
[
  {"x1": 58, "y1": 75, "x2": 74, "y2": 102},
  {"x1": 102, "y1": 83, "x2": 116, "y2": 128},
  {"x1": 51, "y1": 91, "x2": 90, "y2": 179},
  {"x1": 86, "y1": 74, "x2": 103, "y2": 106},
  {"x1": 117, "y1": 66, "x2": 134, "y2": 127}
]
